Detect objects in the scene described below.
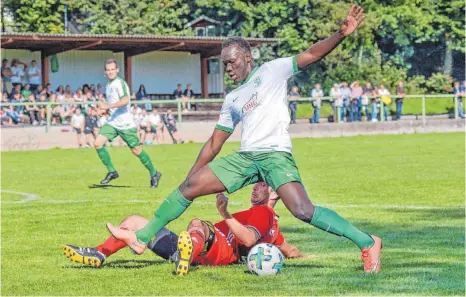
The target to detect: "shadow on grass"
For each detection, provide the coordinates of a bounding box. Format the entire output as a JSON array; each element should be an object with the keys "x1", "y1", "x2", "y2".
[
  {"x1": 88, "y1": 184, "x2": 132, "y2": 189},
  {"x1": 104, "y1": 259, "x2": 165, "y2": 269}
]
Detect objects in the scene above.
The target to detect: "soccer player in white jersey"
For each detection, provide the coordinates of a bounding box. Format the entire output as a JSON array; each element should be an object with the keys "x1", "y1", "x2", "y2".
[
  {"x1": 94, "y1": 59, "x2": 162, "y2": 188},
  {"x1": 107, "y1": 5, "x2": 382, "y2": 274}
]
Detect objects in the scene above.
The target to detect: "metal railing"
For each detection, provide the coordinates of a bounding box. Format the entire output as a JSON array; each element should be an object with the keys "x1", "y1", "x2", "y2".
[{"x1": 0, "y1": 94, "x2": 463, "y2": 133}]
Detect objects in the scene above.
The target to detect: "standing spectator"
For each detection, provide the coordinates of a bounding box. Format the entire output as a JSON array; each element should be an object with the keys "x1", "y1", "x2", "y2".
[
  {"x1": 27, "y1": 60, "x2": 41, "y2": 92},
  {"x1": 183, "y1": 84, "x2": 196, "y2": 111},
  {"x1": 164, "y1": 109, "x2": 184, "y2": 144},
  {"x1": 84, "y1": 107, "x2": 99, "y2": 147},
  {"x1": 146, "y1": 109, "x2": 164, "y2": 144},
  {"x1": 378, "y1": 84, "x2": 391, "y2": 121},
  {"x1": 340, "y1": 81, "x2": 351, "y2": 122},
  {"x1": 350, "y1": 81, "x2": 363, "y2": 121},
  {"x1": 395, "y1": 80, "x2": 406, "y2": 120},
  {"x1": 25, "y1": 94, "x2": 42, "y2": 126},
  {"x1": 288, "y1": 86, "x2": 300, "y2": 124},
  {"x1": 453, "y1": 81, "x2": 464, "y2": 119},
  {"x1": 330, "y1": 84, "x2": 342, "y2": 122},
  {"x1": 1, "y1": 59, "x2": 12, "y2": 93},
  {"x1": 173, "y1": 84, "x2": 183, "y2": 101},
  {"x1": 136, "y1": 84, "x2": 150, "y2": 111},
  {"x1": 10, "y1": 59, "x2": 27, "y2": 87},
  {"x1": 371, "y1": 86, "x2": 380, "y2": 122},
  {"x1": 71, "y1": 108, "x2": 85, "y2": 148},
  {"x1": 362, "y1": 82, "x2": 372, "y2": 121},
  {"x1": 310, "y1": 83, "x2": 323, "y2": 123}
]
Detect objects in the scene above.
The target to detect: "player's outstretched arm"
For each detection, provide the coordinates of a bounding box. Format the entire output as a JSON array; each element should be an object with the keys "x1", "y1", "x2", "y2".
[
  {"x1": 279, "y1": 241, "x2": 311, "y2": 259},
  {"x1": 296, "y1": 4, "x2": 364, "y2": 70},
  {"x1": 186, "y1": 128, "x2": 231, "y2": 178},
  {"x1": 98, "y1": 96, "x2": 129, "y2": 110}
]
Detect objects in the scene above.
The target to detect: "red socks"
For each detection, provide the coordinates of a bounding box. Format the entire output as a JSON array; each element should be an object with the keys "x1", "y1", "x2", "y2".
[{"x1": 96, "y1": 227, "x2": 128, "y2": 257}]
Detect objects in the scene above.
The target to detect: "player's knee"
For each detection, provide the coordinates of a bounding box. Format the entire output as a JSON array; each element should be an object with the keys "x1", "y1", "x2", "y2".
[
  {"x1": 188, "y1": 218, "x2": 202, "y2": 229},
  {"x1": 291, "y1": 204, "x2": 315, "y2": 223},
  {"x1": 94, "y1": 142, "x2": 103, "y2": 149},
  {"x1": 119, "y1": 214, "x2": 140, "y2": 230},
  {"x1": 131, "y1": 147, "x2": 142, "y2": 155}
]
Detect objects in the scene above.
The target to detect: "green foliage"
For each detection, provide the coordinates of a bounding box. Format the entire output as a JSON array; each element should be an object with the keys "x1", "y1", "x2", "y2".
[{"x1": 425, "y1": 73, "x2": 454, "y2": 94}]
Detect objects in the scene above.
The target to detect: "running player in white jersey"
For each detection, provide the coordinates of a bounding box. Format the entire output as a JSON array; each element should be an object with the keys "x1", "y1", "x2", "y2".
[
  {"x1": 107, "y1": 5, "x2": 382, "y2": 274},
  {"x1": 94, "y1": 59, "x2": 162, "y2": 188}
]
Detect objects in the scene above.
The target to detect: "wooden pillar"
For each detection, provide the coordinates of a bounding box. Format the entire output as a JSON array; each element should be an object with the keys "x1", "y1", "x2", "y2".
[
  {"x1": 40, "y1": 51, "x2": 50, "y2": 86},
  {"x1": 201, "y1": 57, "x2": 208, "y2": 99},
  {"x1": 124, "y1": 51, "x2": 132, "y2": 92}
]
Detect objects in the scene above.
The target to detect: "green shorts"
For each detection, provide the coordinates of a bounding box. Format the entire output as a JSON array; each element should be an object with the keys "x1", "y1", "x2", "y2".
[
  {"x1": 208, "y1": 151, "x2": 302, "y2": 194},
  {"x1": 99, "y1": 124, "x2": 139, "y2": 148}
]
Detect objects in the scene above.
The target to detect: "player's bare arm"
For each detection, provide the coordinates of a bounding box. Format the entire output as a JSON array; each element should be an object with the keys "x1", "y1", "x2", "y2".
[
  {"x1": 296, "y1": 4, "x2": 364, "y2": 70},
  {"x1": 279, "y1": 241, "x2": 311, "y2": 259},
  {"x1": 216, "y1": 193, "x2": 259, "y2": 247},
  {"x1": 186, "y1": 129, "x2": 232, "y2": 178},
  {"x1": 98, "y1": 96, "x2": 129, "y2": 111}
]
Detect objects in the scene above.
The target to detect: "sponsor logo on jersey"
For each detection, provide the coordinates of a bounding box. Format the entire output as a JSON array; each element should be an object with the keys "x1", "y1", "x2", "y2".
[{"x1": 242, "y1": 92, "x2": 259, "y2": 114}]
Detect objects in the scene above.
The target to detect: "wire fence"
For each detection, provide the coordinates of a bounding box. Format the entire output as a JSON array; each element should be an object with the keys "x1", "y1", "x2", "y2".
[{"x1": 0, "y1": 94, "x2": 464, "y2": 133}]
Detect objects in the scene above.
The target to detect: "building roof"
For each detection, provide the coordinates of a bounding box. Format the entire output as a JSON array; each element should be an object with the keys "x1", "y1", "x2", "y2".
[
  {"x1": 1, "y1": 33, "x2": 279, "y2": 58},
  {"x1": 184, "y1": 15, "x2": 221, "y2": 29}
]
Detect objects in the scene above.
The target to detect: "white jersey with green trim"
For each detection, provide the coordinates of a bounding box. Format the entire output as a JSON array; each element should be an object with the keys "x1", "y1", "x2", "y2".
[
  {"x1": 105, "y1": 77, "x2": 135, "y2": 130},
  {"x1": 216, "y1": 56, "x2": 299, "y2": 153}
]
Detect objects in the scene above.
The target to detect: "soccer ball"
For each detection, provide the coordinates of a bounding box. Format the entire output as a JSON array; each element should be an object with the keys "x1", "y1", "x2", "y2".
[{"x1": 247, "y1": 243, "x2": 284, "y2": 276}]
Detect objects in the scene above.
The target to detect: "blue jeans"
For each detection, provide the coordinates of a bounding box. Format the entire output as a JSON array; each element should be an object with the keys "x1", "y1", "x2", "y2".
[
  {"x1": 144, "y1": 103, "x2": 152, "y2": 111},
  {"x1": 357, "y1": 97, "x2": 363, "y2": 120},
  {"x1": 349, "y1": 102, "x2": 358, "y2": 122},
  {"x1": 383, "y1": 104, "x2": 389, "y2": 121},
  {"x1": 363, "y1": 105, "x2": 369, "y2": 120},
  {"x1": 459, "y1": 101, "x2": 465, "y2": 118},
  {"x1": 311, "y1": 108, "x2": 320, "y2": 123},
  {"x1": 395, "y1": 100, "x2": 403, "y2": 119},
  {"x1": 289, "y1": 102, "x2": 297, "y2": 122},
  {"x1": 371, "y1": 102, "x2": 378, "y2": 120}
]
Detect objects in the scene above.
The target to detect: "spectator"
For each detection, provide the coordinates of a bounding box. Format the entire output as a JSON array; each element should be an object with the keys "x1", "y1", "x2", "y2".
[
  {"x1": 24, "y1": 94, "x2": 41, "y2": 126},
  {"x1": 362, "y1": 82, "x2": 372, "y2": 121},
  {"x1": 56, "y1": 85, "x2": 65, "y2": 102},
  {"x1": 1, "y1": 59, "x2": 12, "y2": 93},
  {"x1": 183, "y1": 84, "x2": 196, "y2": 111},
  {"x1": 84, "y1": 107, "x2": 99, "y2": 147},
  {"x1": 395, "y1": 80, "x2": 405, "y2": 120},
  {"x1": 145, "y1": 109, "x2": 163, "y2": 145},
  {"x1": 340, "y1": 81, "x2": 351, "y2": 122},
  {"x1": 310, "y1": 83, "x2": 323, "y2": 123},
  {"x1": 453, "y1": 81, "x2": 464, "y2": 119},
  {"x1": 27, "y1": 60, "x2": 41, "y2": 92},
  {"x1": 10, "y1": 89, "x2": 25, "y2": 114},
  {"x1": 136, "y1": 84, "x2": 150, "y2": 111},
  {"x1": 288, "y1": 86, "x2": 300, "y2": 124},
  {"x1": 378, "y1": 84, "x2": 391, "y2": 121},
  {"x1": 330, "y1": 84, "x2": 342, "y2": 122},
  {"x1": 64, "y1": 85, "x2": 73, "y2": 97},
  {"x1": 82, "y1": 84, "x2": 90, "y2": 95},
  {"x1": 50, "y1": 93, "x2": 68, "y2": 125},
  {"x1": 37, "y1": 94, "x2": 48, "y2": 125},
  {"x1": 45, "y1": 83, "x2": 54, "y2": 97},
  {"x1": 173, "y1": 84, "x2": 183, "y2": 101},
  {"x1": 130, "y1": 103, "x2": 142, "y2": 116},
  {"x1": 71, "y1": 107, "x2": 85, "y2": 148},
  {"x1": 2, "y1": 92, "x2": 9, "y2": 103},
  {"x1": 95, "y1": 83, "x2": 103, "y2": 97},
  {"x1": 6, "y1": 105, "x2": 21, "y2": 125},
  {"x1": 10, "y1": 84, "x2": 22, "y2": 100},
  {"x1": 21, "y1": 84, "x2": 33, "y2": 101},
  {"x1": 34, "y1": 85, "x2": 45, "y2": 99},
  {"x1": 350, "y1": 81, "x2": 363, "y2": 121},
  {"x1": 90, "y1": 84, "x2": 96, "y2": 97},
  {"x1": 164, "y1": 109, "x2": 184, "y2": 144},
  {"x1": 10, "y1": 58, "x2": 27, "y2": 87},
  {"x1": 371, "y1": 86, "x2": 380, "y2": 122},
  {"x1": 0, "y1": 109, "x2": 9, "y2": 126},
  {"x1": 138, "y1": 108, "x2": 149, "y2": 145}
]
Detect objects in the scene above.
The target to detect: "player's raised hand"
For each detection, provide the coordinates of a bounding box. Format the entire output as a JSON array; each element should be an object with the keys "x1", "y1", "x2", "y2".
[
  {"x1": 339, "y1": 4, "x2": 364, "y2": 37},
  {"x1": 216, "y1": 193, "x2": 229, "y2": 217}
]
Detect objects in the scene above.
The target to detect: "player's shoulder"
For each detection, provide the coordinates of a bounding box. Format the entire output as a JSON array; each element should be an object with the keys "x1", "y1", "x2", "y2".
[{"x1": 249, "y1": 205, "x2": 275, "y2": 217}]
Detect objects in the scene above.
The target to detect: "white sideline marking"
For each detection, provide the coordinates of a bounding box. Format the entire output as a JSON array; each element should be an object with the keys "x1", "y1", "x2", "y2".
[
  {"x1": 0, "y1": 198, "x2": 243, "y2": 205},
  {"x1": 1, "y1": 190, "x2": 39, "y2": 203},
  {"x1": 324, "y1": 203, "x2": 464, "y2": 210}
]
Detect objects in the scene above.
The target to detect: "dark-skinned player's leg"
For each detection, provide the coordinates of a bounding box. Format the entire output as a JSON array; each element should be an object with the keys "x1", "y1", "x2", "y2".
[
  {"x1": 277, "y1": 182, "x2": 383, "y2": 273},
  {"x1": 106, "y1": 165, "x2": 225, "y2": 254}
]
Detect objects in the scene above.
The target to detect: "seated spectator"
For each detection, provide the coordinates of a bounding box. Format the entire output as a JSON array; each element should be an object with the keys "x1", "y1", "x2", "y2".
[
  {"x1": 173, "y1": 84, "x2": 183, "y2": 101},
  {"x1": 131, "y1": 103, "x2": 142, "y2": 116},
  {"x1": 2, "y1": 92, "x2": 9, "y2": 103},
  {"x1": 340, "y1": 81, "x2": 351, "y2": 122},
  {"x1": 9, "y1": 83, "x2": 22, "y2": 101},
  {"x1": 82, "y1": 84, "x2": 90, "y2": 95},
  {"x1": 10, "y1": 58, "x2": 27, "y2": 88},
  {"x1": 64, "y1": 85, "x2": 73, "y2": 97},
  {"x1": 34, "y1": 84, "x2": 45, "y2": 100},
  {"x1": 288, "y1": 86, "x2": 300, "y2": 124},
  {"x1": 95, "y1": 83, "x2": 103, "y2": 97},
  {"x1": 38, "y1": 94, "x2": 48, "y2": 125},
  {"x1": 90, "y1": 84, "x2": 96, "y2": 97},
  {"x1": 50, "y1": 93, "x2": 68, "y2": 125},
  {"x1": 329, "y1": 84, "x2": 342, "y2": 122},
  {"x1": 136, "y1": 84, "x2": 150, "y2": 111},
  {"x1": 183, "y1": 84, "x2": 196, "y2": 111},
  {"x1": 24, "y1": 94, "x2": 41, "y2": 126},
  {"x1": 45, "y1": 83, "x2": 54, "y2": 97},
  {"x1": 378, "y1": 84, "x2": 391, "y2": 121},
  {"x1": 21, "y1": 84, "x2": 33, "y2": 101},
  {"x1": 163, "y1": 109, "x2": 184, "y2": 144},
  {"x1": 6, "y1": 105, "x2": 22, "y2": 125},
  {"x1": 310, "y1": 83, "x2": 323, "y2": 124},
  {"x1": 362, "y1": 82, "x2": 372, "y2": 121},
  {"x1": 350, "y1": 81, "x2": 363, "y2": 121},
  {"x1": 71, "y1": 107, "x2": 85, "y2": 148},
  {"x1": 0, "y1": 109, "x2": 9, "y2": 126},
  {"x1": 27, "y1": 60, "x2": 41, "y2": 92},
  {"x1": 1, "y1": 58, "x2": 12, "y2": 94},
  {"x1": 10, "y1": 90, "x2": 25, "y2": 114},
  {"x1": 395, "y1": 80, "x2": 405, "y2": 120}
]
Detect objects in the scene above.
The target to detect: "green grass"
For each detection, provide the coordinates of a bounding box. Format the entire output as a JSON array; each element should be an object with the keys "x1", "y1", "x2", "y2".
[
  {"x1": 2, "y1": 133, "x2": 465, "y2": 296},
  {"x1": 295, "y1": 97, "x2": 463, "y2": 119}
]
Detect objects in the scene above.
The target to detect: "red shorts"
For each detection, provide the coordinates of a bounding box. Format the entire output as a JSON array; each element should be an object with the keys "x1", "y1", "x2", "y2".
[{"x1": 192, "y1": 227, "x2": 237, "y2": 266}]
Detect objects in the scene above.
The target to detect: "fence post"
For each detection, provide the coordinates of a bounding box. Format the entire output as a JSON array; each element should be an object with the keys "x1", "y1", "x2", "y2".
[
  {"x1": 454, "y1": 96, "x2": 458, "y2": 120},
  {"x1": 336, "y1": 106, "x2": 341, "y2": 123},
  {"x1": 380, "y1": 101, "x2": 384, "y2": 122},
  {"x1": 46, "y1": 101, "x2": 52, "y2": 133},
  {"x1": 177, "y1": 99, "x2": 182, "y2": 124},
  {"x1": 421, "y1": 95, "x2": 426, "y2": 124}
]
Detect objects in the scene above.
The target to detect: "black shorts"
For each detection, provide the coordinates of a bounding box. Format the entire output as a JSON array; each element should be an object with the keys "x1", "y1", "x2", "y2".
[
  {"x1": 84, "y1": 127, "x2": 94, "y2": 135},
  {"x1": 74, "y1": 128, "x2": 82, "y2": 134},
  {"x1": 147, "y1": 228, "x2": 178, "y2": 261},
  {"x1": 167, "y1": 125, "x2": 177, "y2": 133}
]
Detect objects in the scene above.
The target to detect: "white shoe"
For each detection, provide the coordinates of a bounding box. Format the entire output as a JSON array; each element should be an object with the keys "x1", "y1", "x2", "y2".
[
  {"x1": 40, "y1": 120, "x2": 46, "y2": 126},
  {"x1": 32, "y1": 121, "x2": 38, "y2": 126}
]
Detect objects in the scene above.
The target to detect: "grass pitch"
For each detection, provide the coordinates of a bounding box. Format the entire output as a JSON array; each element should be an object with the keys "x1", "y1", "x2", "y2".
[{"x1": 1, "y1": 133, "x2": 464, "y2": 296}]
